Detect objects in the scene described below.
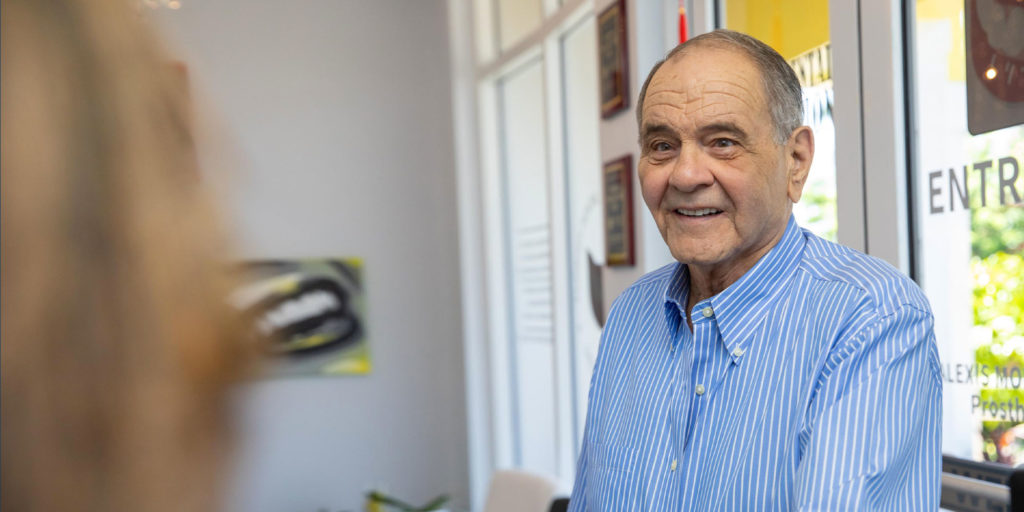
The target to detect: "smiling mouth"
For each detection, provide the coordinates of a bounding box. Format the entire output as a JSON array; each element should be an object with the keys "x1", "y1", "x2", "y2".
[{"x1": 675, "y1": 207, "x2": 723, "y2": 217}]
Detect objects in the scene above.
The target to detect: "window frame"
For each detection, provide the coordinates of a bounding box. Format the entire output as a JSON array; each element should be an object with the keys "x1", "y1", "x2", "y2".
[{"x1": 452, "y1": 0, "x2": 607, "y2": 507}]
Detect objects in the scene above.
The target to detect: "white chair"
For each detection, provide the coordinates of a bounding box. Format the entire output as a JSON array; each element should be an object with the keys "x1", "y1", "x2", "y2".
[{"x1": 482, "y1": 469, "x2": 559, "y2": 512}]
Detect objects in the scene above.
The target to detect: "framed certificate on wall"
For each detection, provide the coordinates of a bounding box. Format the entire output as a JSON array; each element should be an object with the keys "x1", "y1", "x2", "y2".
[
  {"x1": 598, "y1": 0, "x2": 629, "y2": 118},
  {"x1": 603, "y1": 155, "x2": 635, "y2": 266}
]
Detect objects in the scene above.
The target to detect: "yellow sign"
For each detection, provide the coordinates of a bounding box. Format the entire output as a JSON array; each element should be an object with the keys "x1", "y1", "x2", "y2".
[
  {"x1": 789, "y1": 43, "x2": 832, "y2": 87},
  {"x1": 724, "y1": 0, "x2": 830, "y2": 60}
]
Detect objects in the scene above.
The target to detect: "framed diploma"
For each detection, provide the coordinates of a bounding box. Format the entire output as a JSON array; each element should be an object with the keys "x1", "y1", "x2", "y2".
[
  {"x1": 603, "y1": 155, "x2": 635, "y2": 266},
  {"x1": 598, "y1": 0, "x2": 629, "y2": 118}
]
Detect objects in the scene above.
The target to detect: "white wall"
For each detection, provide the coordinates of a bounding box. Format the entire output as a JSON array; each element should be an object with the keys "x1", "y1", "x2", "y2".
[
  {"x1": 596, "y1": 0, "x2": 675, "y2": 313},
  {"x1": 152, "y1": 2, "x2": 468, "y2": 511}
]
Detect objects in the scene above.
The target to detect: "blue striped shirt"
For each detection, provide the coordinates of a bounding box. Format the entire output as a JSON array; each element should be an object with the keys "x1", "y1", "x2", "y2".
[{"x1": 569, "y1": 216, "x2": 941, "y2": 511}]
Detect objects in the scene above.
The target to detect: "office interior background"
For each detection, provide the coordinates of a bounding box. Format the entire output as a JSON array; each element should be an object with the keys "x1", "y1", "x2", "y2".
[{"x1": 142, "y1": 0, "x2": 1023, "y2": 510}]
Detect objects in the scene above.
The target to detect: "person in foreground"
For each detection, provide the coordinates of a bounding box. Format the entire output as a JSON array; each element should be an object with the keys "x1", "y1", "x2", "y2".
[
  {"x1": 2, "y1": 1, "x2": 248, "y2": 511},
  {"x1": 569, "y1": 30, "x2": 941, "y2": 510}
]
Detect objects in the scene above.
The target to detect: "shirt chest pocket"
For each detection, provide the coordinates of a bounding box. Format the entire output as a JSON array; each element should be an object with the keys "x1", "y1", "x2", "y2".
[
  {"x1": 586, "y1": 440, "x2": 636, "y2": 473},
  {"x1": 582, "y1": 440, "x2": 642, "y2": 510}
]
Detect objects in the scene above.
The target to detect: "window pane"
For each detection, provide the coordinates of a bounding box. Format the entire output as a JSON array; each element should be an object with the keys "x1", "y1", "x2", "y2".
[
  {"x1": 910, "y1": 0, "x2": 1024, "y2": 466},
  {"x1": 497, "y1": 0, "x2": 543, "y2": 51},
  {"x1": 561, "y1": 18, "x2": 603, "y2": 448},
  {"x1": 722, "y1": 0, "x2": 838, "y2": 240},
  {"x1": 498, "y1": 60, "x2": 558, "y2": 473}
]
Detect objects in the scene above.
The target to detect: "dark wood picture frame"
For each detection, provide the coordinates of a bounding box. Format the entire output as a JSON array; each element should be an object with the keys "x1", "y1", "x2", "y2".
[
  {"x1": 598, "y1": 0, "x2": 630, "y2": 118},
  {"x1": 603, "y1": 155, "x2": 635, "y2": 267}
]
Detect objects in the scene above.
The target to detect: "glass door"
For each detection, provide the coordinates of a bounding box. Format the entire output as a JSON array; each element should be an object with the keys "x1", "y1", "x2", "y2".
[{"x1": 909, "y1": 0, "x2": 1024, "y2": 466}]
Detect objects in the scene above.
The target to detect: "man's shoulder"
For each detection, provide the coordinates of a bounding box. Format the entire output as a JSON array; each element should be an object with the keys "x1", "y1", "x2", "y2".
[
  {"x1": 631, "y1": 261, "x2": 679, "y2": 288},
  {"x1": 619, "y1": 262, "x2": 677, "y2": 297},
  {"x1": 605, "y1": 263, "x2": 678, "y2": 314},
  {"x1": 798, "y1": 229, "x2": 931, "y2": 316}
]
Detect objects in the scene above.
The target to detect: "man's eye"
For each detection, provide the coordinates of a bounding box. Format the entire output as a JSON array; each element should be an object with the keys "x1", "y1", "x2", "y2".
[
  {"x1": 711, "y1": 138, "x2": 737, "y2": 148},
  {"x1": 652, "y1": 141, "x2": 672, "y2": 152}
]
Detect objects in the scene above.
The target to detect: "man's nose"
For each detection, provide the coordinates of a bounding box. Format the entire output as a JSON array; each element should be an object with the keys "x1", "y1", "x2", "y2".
[{"x1": 667, "y1": 146, "x2": 714, "y2": 192}]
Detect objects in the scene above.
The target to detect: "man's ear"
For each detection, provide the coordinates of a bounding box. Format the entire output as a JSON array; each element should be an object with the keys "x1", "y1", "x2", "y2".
[{"x1": 786, "y1": 126, "x2": 814, "y2": 203}]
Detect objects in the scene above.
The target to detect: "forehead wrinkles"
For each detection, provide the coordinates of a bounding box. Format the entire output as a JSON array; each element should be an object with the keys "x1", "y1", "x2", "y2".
[
  {"x1": 642, "y1": 55, "x2": 767, "y2": 125},
  {"x1": 644, "y1": 76, "x2": 763, "y2": 122}
]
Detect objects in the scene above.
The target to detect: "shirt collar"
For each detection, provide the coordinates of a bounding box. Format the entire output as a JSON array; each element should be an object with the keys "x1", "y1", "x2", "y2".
[{"x1": 663, "y1": 215, "x2": 806, "y2": 364}]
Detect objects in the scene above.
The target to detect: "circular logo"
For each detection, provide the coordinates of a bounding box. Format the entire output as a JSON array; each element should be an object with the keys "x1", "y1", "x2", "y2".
[{"x1": 970, "y1": 0, "x2": 1024, "y2": 102}]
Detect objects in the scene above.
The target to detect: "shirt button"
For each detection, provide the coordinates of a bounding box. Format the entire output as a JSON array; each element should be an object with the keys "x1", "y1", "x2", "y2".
[
  {"x1": 701, "y1": 306, "x2": 714, "y2": 318},
  {"x1": 695, "y1": 384, "x2": 706, "y2": 395},
  {"x1": 732, "y1": 347, "x2": 745, "y2": 357},
  {"x1": 670, "y1": 459, "x2": 678, "y2": 471}
]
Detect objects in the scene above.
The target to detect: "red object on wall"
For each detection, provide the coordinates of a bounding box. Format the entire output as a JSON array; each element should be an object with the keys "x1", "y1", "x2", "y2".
[{"x1": 679, "y1": 5, "x2": 688, "y2": 43}]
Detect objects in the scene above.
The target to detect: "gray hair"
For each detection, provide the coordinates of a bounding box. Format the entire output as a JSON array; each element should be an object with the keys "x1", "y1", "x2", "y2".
[{"x1": 636, "y1": 29, "x2": 803, "y2": 144}]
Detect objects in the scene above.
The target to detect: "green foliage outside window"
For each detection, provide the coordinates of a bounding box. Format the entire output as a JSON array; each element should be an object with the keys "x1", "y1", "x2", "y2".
[
  {"x1": 970, "y1": 133, "x2": 1024, "y2": 464},
  {"x1": 799, "y1": 184, "x2": 837, "y2": 242}
]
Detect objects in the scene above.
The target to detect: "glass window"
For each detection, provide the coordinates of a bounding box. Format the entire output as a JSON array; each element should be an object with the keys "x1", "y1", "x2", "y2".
[
  {"x1": 721, "y1": 0, "x2": 838, "y2": 240},
  {"x1": 910, "y1": 0, "x2": 1024, "y2": 466},
  {"x1": 560, "y1": 17, "x2": 603, "y2": 447},
  {"x1": 474, "y1": 0, "x2": 611, "y2": 485},
  {"x1": 497, "y1": 59, "x2": 558, "y2": 473}
]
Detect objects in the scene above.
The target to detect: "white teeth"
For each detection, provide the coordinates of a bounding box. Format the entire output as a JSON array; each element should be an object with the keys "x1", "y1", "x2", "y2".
[{"x1": 676, "y1": 208, "x2": 721, "y2": 217}]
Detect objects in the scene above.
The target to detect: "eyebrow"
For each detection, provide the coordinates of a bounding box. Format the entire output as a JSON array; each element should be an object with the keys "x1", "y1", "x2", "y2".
[
  {"x1": 640, "y1": 121, "x2": 750, "y2": 143},
  {"x1": 639, "y1": 123, "x2": 675, "y2": 141},
  {"x1": 698, "y1": 121, "x2": 749, "y2": 141}
]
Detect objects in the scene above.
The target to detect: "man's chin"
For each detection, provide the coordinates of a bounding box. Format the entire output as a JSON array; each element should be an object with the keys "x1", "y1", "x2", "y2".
[{"x1": 667, "y1": 245, "x2": 730, "y2": 268}]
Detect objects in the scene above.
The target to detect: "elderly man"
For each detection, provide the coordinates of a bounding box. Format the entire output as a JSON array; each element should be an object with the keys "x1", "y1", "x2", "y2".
[{"x1": 569, "y1": 30, "x2": 940, "y2": 510}]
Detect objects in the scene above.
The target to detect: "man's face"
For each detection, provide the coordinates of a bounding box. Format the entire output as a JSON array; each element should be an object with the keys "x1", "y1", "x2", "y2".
[{"x1": 638, "y1": 47, "x2": 812, "y2": 278}]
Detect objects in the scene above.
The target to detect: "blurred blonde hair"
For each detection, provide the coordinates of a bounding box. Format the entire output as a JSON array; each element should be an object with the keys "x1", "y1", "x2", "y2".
[{"x1": 2, "y1": 1, "x2": 247, "y2": 511}]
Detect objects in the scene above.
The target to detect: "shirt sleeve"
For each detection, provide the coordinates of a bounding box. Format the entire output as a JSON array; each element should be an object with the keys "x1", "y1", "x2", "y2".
[
  {"x1": 567, "y1": 433, "x2": 589, "y2": 512},
  {"x1": 568, "y1": 289, "x2": 631, "y2": 511},
  {"x1": 568, "y1": 334, "x2": 606, "y2": 512},
  {"x1": 794, "y1": 303, "x2": 942, "y2": 511}
]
